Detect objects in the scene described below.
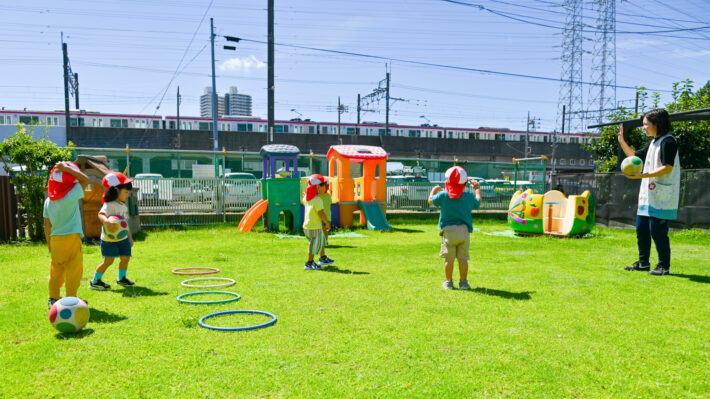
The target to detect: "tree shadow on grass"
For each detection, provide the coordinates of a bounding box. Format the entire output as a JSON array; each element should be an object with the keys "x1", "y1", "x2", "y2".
[
  {"x1": 470, "y1": 287, "x2": 534, "y2": 300},
  {"x1": 321, "y1": 265, "x2": 370, "y2": 275},
  {"x1": 108, "y1": 285, "x2": 169, "y2": 298},
  {"x1": 55, "y1": 328, "x2": 94, "y2": 340},
  {"x1": 89, "y1": 308, "x2": 128, "y2": 324},
  {"x1": 670, "y1": 274, "x2": 710, "y2": 284},
  {"x1": 325, "y1": 245, "x2": 357, "y2": 249}
]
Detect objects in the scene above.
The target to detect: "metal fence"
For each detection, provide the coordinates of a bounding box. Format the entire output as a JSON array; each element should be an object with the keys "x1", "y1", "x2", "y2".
[
  {"x1": 136, "y1": 178, "x2": 533, "y2": 226},
  {"x1": 556, "y1": 170, "x2": 710, "y2": 228}
]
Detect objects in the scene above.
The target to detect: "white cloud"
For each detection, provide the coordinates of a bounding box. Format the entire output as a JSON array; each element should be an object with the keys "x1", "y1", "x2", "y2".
[
  {"x1": 671, "y1": 49, "x2": 710, "y2": 58},
  {"x1": 218, "y1": 55, "x2": 266, "y2": 73},
  {"x1": 617, "y1": 39, "x2": 663, "y2": 51}
]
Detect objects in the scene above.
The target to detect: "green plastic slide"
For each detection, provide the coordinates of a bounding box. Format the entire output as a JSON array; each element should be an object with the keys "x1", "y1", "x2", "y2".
[{"x1": 357, "y1": 200, "x2": 393, "y2": 231}]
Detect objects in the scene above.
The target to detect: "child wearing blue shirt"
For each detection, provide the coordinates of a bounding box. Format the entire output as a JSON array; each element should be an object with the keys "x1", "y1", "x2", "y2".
[{"x1": 428, "y1": 166, "x2": 481, "y2": 290}]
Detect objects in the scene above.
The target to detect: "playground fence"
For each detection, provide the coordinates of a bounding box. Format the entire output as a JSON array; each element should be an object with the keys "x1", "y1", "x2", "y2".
[{"x1": 137, "y1": 178, "x2": 530, "y2": 226}]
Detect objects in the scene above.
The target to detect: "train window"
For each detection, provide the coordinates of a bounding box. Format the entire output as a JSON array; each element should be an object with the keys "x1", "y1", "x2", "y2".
[
  {"x1": 309, "y1": 126, "x2": 315, "y2": 134},
  {"x1": 199, "y1": 122, "x2": 209, "y2": 130},
  {"x1": 153, "y1": 120, "x2": 160, "y2": 129},
  {"x1": 169, "y1": 121, "x2": 176, "y2": 129},
  {"x1": 0, "y1": 116, "x2": 4, "y2": 124},
  {"x1": 20, "y1": 116, "x2": 39, "y2": 124},
  {"x1": 322, "y1": 126, "x2": 327, "y2": 134}
]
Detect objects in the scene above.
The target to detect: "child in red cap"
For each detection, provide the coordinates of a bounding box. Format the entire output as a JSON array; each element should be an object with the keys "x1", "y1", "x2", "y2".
[
  {"x1": 302, "y1": 174, "x2": 331, "y2": 270},
  {"x1": 89, "y1": 172, "x2": 135, "y2": 290},
  {"x1": 43, "y1": 161, "x2": 89, "y2": 308},
  {"x1": 428, "y1": 166, "x2": 482, "y2": 290}
]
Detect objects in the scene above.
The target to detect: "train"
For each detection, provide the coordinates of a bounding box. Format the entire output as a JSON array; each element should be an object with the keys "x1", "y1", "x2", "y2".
[{"x1": 0, "y1": 108, "x2": 595, "y2": 145}]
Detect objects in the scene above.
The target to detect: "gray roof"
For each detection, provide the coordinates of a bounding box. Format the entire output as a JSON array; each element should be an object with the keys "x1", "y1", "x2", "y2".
[{"x1": 260, "y1": 144, "x2": 300, "y2": 157}]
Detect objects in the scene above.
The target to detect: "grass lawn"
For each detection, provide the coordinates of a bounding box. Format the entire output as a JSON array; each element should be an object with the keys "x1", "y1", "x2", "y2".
[{"x1": 1, "y1": 218, "x2": 709, "y2": 398}]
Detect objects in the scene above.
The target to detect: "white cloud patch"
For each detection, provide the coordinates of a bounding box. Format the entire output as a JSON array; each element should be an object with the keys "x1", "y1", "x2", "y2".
[
  {"x1": 617, "y1": 39, "x2": 663, "y2": 50},
  {"x1": 218, "y1": 55, "x2": 266, "y2": 73},
  {"x1": 671, "y1": 49, "x2": 710, "y2": 58}
]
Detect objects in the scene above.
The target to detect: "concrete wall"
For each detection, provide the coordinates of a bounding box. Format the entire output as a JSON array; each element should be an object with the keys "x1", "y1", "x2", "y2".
[{"x1": 0, "y1": 125, "x2": 67, "y2": 146}]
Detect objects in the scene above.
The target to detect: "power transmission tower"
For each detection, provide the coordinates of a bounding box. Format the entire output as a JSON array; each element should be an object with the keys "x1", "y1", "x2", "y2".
[
  {"x1": 359, "y1": 66, "x2": 404, "y2": 137},
  {"x1": 61, "y1": 33, "x2": 79, "y2": 132},
  {"x1": 557, "y1": 0, "x2": 585, "y2": 135},
  {"x1": 588, "y1": 0, "x2": 617, "y2": 126}
]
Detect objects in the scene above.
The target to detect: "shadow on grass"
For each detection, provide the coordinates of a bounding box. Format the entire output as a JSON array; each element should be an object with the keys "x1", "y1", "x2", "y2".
[
  {"x1": 55, "y1": 328, "x2": 94, "y2": 340},
  {"x1": 471, "y1": 287, "x2": 534, "y2": 300},
  {"x1": 325, "y1": 245, "x2": 357, "y2": 249},
  {"x1": 390, "y1": 227, "x2": 424, "y2": 233},
  {"x1": 671, "y1": 273, "x2": 710, "y2": 284},
  {"x1": 108, "y1": 285, "x2": 169, "y2": 298},
  {"x1": 89, "y1": 308, "x2": 128, "y2": 323},
  {"x1": 321, "y1": 265, "x2": 370, "y2": 275}
]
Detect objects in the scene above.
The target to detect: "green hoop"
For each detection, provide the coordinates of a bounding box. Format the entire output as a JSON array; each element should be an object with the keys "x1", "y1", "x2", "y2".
[{"x1": 176, "y1": 291, "x2": 241, "y2": 304}]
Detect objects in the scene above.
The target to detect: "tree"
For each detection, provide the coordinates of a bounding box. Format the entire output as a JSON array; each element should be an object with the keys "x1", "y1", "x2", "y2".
[
  {"x1": 585, "y1": 79, "x2": 710, "y2": 172},
  {"x1": 0, "y1": 125, "x2": 75, "y2": 241}
]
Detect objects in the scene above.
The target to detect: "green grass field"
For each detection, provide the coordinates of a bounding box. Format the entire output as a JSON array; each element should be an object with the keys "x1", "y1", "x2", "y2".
[{"x1": 1, "y1": 218, "x2": 709, "y2": 398}]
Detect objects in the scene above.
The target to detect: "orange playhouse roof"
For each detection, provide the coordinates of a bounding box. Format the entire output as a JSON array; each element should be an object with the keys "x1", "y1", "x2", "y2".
[{"x1": 327, "y1": 145, "x2": 388, "y2": 161}]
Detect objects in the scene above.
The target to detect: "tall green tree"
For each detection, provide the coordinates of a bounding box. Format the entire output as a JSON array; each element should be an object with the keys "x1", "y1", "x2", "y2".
[
  {"x1": 0, "y1": 125, "x2": 75, "y2": 241},
  {"x1": 585, "y1": 79, "x2": 710, "y2": 172}
]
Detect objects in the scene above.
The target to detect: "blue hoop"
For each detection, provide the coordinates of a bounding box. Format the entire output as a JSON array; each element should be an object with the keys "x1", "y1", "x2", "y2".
[{"x1": 198, "y1": 310, "x2": 278, "y2": 331}]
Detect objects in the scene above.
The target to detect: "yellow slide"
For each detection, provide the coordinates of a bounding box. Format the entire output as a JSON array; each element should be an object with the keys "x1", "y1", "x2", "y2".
[{"x1": 238, "y1": 199, "x2": 269, "y2": 232}]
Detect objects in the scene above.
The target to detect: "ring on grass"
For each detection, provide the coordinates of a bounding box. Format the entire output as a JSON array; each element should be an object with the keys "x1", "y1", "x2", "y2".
[
  {"x1": 176, "y1": 291, "x2": 241, "y2": 304},
  {"x1": 172, "y1": 267, "x2": 220, "y2": 275},
  {"x1": 198, "y1": 310, "x2": 277, "y2": 331},
  {"x1": 181, "y1": 277, "x2": 236, "y2": 288}
]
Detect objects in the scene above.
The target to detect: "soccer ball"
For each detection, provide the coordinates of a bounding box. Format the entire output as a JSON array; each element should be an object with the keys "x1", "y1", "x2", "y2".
[
  {"x1": 621, "y1": 156, "x2": 643, "y2": 175},
  {"x1": 49, "y1": 297, "x2": 90, "y2": 333},
  {"x1": 104, "y1": 215, "x2": 130, "y2": 240}
]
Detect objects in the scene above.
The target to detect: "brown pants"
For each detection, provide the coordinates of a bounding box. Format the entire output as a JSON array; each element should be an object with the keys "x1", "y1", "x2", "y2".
[{"x1": 48, "y1": 234, "x2": 83, "y2": 299}]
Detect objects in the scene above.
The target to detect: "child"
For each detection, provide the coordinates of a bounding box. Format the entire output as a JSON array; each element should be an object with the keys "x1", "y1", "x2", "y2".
[
  {"x1": 43, "y1": 161, "x2": 89, "y2": 308},
  {"x1": 89, "y1": 172, "x2": 135, "y2": 289},
  {"x1": 318, "y1": 179, "x2": 335, "y2": 266},
  {"x1": 618, "y1": 108, "x2": 680, "y2": 276},
  {"x1": 303, "y1": 174, "x2": 331, "y2": 270},
  {"x1": 428, "y1": 166, "x2": 481, "y2": 290}
]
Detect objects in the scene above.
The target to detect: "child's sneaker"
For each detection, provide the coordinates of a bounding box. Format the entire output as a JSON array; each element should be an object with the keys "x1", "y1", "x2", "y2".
[
  {"x1": 89, "y1": 279, "x2": 111, "y2": 290},
  {"x1": 116, "y1": 277, "x2": 135, "y2": 287},
  {"x1": 304, "y1": 261, "x2": 316, "y2": 270},
  {"x1": 318, "y1": 255, "x2": 335, "y2": 265},
  {"x1": 458, "y1": 280, "x2": 471, "y2": 290},
  {"x1": 312, "y1": 262, "x2": 322, "y2": 270},
  {"x1": 48, "y1": 298, "x2": 58, "y2": 309},
  {"x1": 442, "y1": 280, "x2": 454, "y2": 290}
]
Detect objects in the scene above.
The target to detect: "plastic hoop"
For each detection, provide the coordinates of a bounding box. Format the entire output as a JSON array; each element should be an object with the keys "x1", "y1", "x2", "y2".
[
  {"x1": 199, "y1": 310, "x2": 278, "y2": 331},
  {"x1": 172, "y1": 267, "x2": 220, "y2": 275},
  {"x1": 181, "y1": 277, "x2": 236, "y2": 288},
  {"x1": 176, "y1": 291, "x2": 241, "y2": 304}
]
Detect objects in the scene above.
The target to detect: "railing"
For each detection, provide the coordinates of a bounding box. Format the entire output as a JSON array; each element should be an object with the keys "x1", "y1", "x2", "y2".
[{"x1": 136, "y1": 178, "x2": 524, "y2": 226}]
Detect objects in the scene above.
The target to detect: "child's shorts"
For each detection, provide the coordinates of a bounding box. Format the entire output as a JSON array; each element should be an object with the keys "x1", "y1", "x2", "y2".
[
  {"x1": 439, "y1": 224, "x2": 470, "y2": 260},
  {"x1": 101, "y1": 239, "x2": 132, "y2": 258},
  {"x1": 304, "y1": 228, "x2": 325, "y2": 256}
]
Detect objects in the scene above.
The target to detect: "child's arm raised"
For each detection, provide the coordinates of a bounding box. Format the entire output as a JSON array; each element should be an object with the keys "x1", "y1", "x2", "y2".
[
  {"x1": 428, "y1": 185, "x2": 443, "y2": 205},
  {"x1": 470, "y1": 180, "x2": 482, "y2": 201},
  {"x1": 56, "y1": 162, "x2": 89, "y2": 189}
]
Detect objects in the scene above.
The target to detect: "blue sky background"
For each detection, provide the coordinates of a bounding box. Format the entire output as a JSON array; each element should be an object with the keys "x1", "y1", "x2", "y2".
[{"x1": 0, "y1": 0, "x2": 708, "y2": 132}]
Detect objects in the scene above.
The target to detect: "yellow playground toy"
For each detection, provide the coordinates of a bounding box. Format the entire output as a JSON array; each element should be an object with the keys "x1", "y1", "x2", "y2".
[{"x1": 508, "y1": 189, "x2": 595, "y2": 236}]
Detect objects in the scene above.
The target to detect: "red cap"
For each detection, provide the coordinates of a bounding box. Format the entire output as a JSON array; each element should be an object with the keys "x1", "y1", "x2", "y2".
[
  {"x1": 47, "y1": 162, "x2": 80, "y2": 201},
  {"x1": 305, "y1": 174, "x2": 328, "y2": 202},
  {"x1": 102, "y1": 172, "x2": 133, "y2": 189},
  {"x1": 444, "y1": 166, "x2": 468, "y2": 199}
]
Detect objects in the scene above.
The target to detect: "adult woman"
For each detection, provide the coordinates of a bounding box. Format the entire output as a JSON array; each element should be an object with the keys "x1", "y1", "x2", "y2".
[{"x1": 618, "y1": 108, "x2": 680, "y2": 275}]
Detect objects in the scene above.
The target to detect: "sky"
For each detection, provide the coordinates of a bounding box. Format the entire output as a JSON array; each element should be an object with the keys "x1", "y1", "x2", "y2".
[{"x1": 0, "y1": 0, "x2": 709, "y2": 132}]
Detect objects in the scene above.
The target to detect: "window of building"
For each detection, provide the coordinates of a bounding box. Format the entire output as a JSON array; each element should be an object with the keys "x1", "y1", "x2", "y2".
[
  {"x1": 570, "y1": 159, "x2": 576, "y2": 166},
  {"x1": 560, "y1": 159, "x2": 567, "y2": 166},
  {"x1": 579, "y1": 159, "x2": 586, "y2": 166}
]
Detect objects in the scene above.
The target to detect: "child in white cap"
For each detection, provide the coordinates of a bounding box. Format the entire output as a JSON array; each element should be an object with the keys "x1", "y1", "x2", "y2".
[{"x1": 428, "y1": 166, "x2": 482, "y2": 290}]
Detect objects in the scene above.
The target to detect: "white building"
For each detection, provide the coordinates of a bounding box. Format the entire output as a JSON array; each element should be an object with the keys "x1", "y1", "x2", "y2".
[
  {"x1": 225, "y1": 86, "x2": 252, "y2": 117},
  {"x1": 200, "y1": 87, "x2": 226, "y2": 118}
]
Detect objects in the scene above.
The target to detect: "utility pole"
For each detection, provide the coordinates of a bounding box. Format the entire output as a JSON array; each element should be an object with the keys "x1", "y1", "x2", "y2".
[
  {"x1": 177, "y1": 86, "x2": 181, "y2": 131},
  {"x1": 385, "y1": 71, "x2": 390, "y2": 137},
  {"x1": 337, "y1": 96, "x2": 341, "y2": 137},
  {"x1": 267, "y1": 0, "x2": 275, "y2": 144},
  {"x1": 62, "y1": 37, "x2": 70, "y2": 134},
  {"x1": 74, "y1": 73, "x2": 79, "y2": 109},
  {"x1": 356, "y1": 93, "x2": 360, "y2": 135},
  {"x1": 551, "y1": 105, "x2": 564, "y2": 187},
  {"x1": 210, "y1": 18, "x2": 219, "y2": 177}
]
